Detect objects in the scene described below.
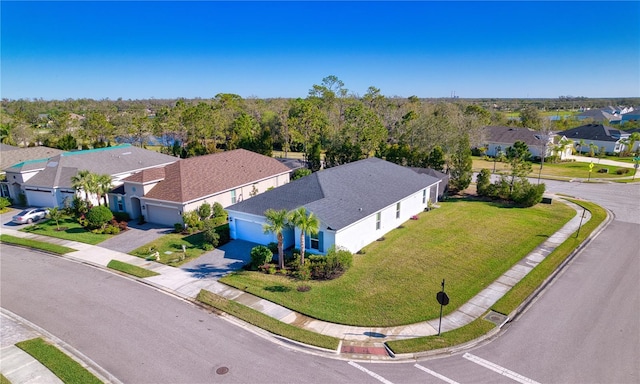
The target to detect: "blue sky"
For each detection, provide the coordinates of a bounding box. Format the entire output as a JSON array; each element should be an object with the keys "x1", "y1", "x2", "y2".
[{"x1": 2, "y1": 1, "x2": 639, "y2": 100}]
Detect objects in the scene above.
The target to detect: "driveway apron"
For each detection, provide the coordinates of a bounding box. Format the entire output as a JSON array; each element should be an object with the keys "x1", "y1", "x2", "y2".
[{"x1": 180, "y1": 239, "x2": 257, "y2": 279}]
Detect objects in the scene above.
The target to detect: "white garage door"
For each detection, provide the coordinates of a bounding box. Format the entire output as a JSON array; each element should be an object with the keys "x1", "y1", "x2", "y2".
[
  {"x1": 25, "y1": 190, "x2": 55, "y2": 208},
  {"x1": 146, "y1": 205, "x2": 181, "y2": 226},
  {"x1": 235, "y1": 219, "x2": 273, "y2": 245}
]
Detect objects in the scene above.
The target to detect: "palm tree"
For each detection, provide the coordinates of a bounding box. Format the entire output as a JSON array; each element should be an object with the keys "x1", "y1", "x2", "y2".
[
  {"x1": 95, "y1": 174, "x2": 112, "y2": 206},
  {"x1": 70, "y1": 170, "x2": 92, "y2": 202},
  {"x1": 288, "y1": 207, "x2": 320, "y2": 265},
  {"x1": 263, "y1": 209, "x2": 290, "y2": 269}
]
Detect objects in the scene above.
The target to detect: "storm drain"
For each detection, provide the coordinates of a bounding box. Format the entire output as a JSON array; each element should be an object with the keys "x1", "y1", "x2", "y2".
[
  {"x1": 484, "y1": 311, "x2": 509, "y2": 327},
  {"x1": 216, "y1": 367, "x2": 229, "y2": 375}
]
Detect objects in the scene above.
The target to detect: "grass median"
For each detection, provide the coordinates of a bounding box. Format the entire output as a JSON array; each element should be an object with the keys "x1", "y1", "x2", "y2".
[
  {"x1": 0, "y1": 234, "x2": 76, "y2": 254},
  {"x1": 107, "y1": 259, "x2": 159, "y2": 278},
  {"x1": 16, "y1": 338, "x2": 102, "y2": 384},
  {"x1": 196, "y1": 289, "x2": 340, "y2": 351}
]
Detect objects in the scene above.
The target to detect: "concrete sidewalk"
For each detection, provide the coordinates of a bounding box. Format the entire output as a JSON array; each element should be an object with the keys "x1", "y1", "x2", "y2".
[{"x1": 0, "y1": 195, "x2": 593, "y2": 366}]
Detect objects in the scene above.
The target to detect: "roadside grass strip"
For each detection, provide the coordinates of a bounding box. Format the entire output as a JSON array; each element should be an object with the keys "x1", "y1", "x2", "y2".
[
  {"x1": 0, "y1": 234, "x2": 76, "y2": 254},
  {"x1": 15, "y1": 338, "x2": 102, "y2": 384},
  {"x1": 196, "y1": 289, "x2": 340, "y2": 351},
  {"x1": 107, "y1": 259, "x2": 159, "y2": 278},
  {"x1": 491, "y1": 199, "x2": 607, "y2": 316},
  {"x1": 386, "y1": 317, "x2": 496, "y2": 355},
  {"x1": 0, "y1": 374, "x2": 10, "y2": 384}
]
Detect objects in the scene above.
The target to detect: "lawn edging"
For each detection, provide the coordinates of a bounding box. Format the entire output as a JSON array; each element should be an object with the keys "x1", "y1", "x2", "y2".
[
  {"x1": 107, "y1": 259, "x2": 159, "y2": 278},
  {"x1": 15, "y1": 338, "x2": 102, "y2": 384},
  {"x1": 0, "y1": 234, "x2": 76, "y2": 254},
  {"x1": 196, "y1": 289, "x2": 341, "y2": 352}
]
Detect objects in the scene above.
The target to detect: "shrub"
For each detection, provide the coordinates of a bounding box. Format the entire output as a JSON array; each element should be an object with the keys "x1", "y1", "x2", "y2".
[
  {"x1": 215, "y1": 224, "x2": 231, "y2": 246},
  {"x1": 182, "y1": 210, "x2": 199, "y2": 229},
  {"x1": 72, "y1": 196, "x2": 89, "y2": 216},
  {"x1": 112, "y1": 211, "x2": 130, "y2": 222},
  {"x1": 212, "y1": 202, "x2": 227, "y2": 221},
  {"x1": 104, "y1": 225, "x2": 120, "y2": 235},
  {"x1": 203, "y1": 228, "x2": 220, "y2": 247},
  {"x1": 308, "y1": 247, "x2": 353, "y2": 280},
  {"x1": 174, "y1": 223, "x2": 184, "y2": 233},
  {"x1": 0, "y1": 196, "x2": 11, "y2": 210},
  {"x1": 202, "y1": 243, "x2": 214, "y2": 251},
  {"x1": 267, "y1": 242, "x2": 279, "y2": 254},
  {"x1": 197, "y1": 202, "x2": 212, "y2": 220},
  {"x1": 118, "y1": 221, "x2": 128, "y2": 230},
  {"x1": 476, "y1": 169, "x2": 492, "y2": 197},
  {"x1": 86, "y1": 206, "x2": 113, "y2": 229},
  {"x1": 292, "y1": 168, "x2": 312, "y2": 180},
  {"x1": 294, "y1": 263, "x2": 311, "y2": 281},
  {"x1": 512, "y1": 180, "x2": 546, "y2": 207},
  {"x1": 616, "y1": 168, "x2": 630, "y2": 175},
  {"x1": 250, "y1": 245, "x2": 273, "y2": 269}
]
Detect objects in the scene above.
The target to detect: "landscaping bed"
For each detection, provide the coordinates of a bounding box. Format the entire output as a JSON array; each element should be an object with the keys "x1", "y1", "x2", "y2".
[{"x1": 220, "y1": 199, "x2": 575, "y2": 327}]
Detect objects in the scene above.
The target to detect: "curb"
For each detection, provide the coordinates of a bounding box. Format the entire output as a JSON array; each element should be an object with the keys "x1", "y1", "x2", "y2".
[{"x1": 0, "y1": 308, "x2": 123, "y2": 384}]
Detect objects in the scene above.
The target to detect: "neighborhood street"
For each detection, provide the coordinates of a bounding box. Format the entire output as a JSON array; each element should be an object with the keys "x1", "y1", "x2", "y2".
[{"x1": 1, "y1": 179, "x2": 638, "y2": 383}]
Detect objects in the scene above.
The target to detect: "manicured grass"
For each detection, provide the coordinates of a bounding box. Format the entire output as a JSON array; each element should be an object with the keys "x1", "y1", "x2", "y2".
[
  {"x1": 107, "y1": 259, "x2": 159, "y2": 278},
  {"x1": 0, "y1": 374, "x2": 11, "y2": 384},
  {"x1": 472, "y1": 157, "x2": 633, "y2": 179},
  {"x1": 220, "y1": 199, "x2": 574, "y2": 327},
  {"x1": 197, "y1": 289, "x2": 340, "y2": 351},
  {"x1": 492, "y1": 199, "x2": 607, "y2": 315},
  {"x1": 15, "y1": 338, "x2": 102, "y2": 384},
  {"x1": 130, "y1": 232, "x2": 208, "y2": 266},
  {"x1": 20, "y1": 216, "x2": 112, "y2": 245},
  {"x1": 386, "y1": 317, "x2": 496, "y2": 354},
  {"x1": 0, "y1": 234, "x2": 76, "y2": 254}
]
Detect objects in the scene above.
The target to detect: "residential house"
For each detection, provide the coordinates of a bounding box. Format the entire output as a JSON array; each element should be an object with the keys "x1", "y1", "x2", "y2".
[
  {"x1": 1, "y1": 144, "x2": 65, "y2": 199},
  {"x1": 576, "y1": 109, "x2": 622, "y2": 124},
  {"x1": 558, "y1": 124, "x2": 630, "y2": 155},
  {"x1": 226, "y1": 157, "x2": 442, "y2": 255},
  {"x1": 3, "y1": 144, "x2": 177, "y2": 208},
  {"x1": 480, "y1": 126, "x2": 571, "y2": 160},
  {"x1": 112, "y1": 149, "x2": 291, "y2": 226}
]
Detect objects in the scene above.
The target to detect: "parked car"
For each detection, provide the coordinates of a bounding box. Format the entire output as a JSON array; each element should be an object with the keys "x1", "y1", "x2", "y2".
[{"x1": 11, "y1": 208, "x2": 49, "y2": 225}]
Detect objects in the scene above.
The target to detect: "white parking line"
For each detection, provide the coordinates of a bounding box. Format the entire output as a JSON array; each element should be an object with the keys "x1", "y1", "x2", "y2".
[
  {"x1": 463, "y1": 353, "x2": 541, "y2": 384},
  {"x1": 348, "y1": 361, "x2": 394, "y2": 384},
  {"x1": 414, "y1": 364, "x2": 461, "y2": 384}
]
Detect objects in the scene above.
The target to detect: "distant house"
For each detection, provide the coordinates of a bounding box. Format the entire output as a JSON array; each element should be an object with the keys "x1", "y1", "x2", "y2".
[
  {"x1": 480, "y1": 126, "x2": 571, "y2": 160},
  {"x1": 576, "y1": 109, "x2": 621, "y2": 124},
  {"x1": 1, "y1": 144, "x2": 67, "y2": 200},
  {"x1": 2, "y1": 144, "x2": 177, "y2": 208},
  {"x1": 226, "y1": 157, "x2": 442, "y2": 254},
  {"x1": 558, "y1": 124, "x2": 630, "y2": 155},
  {"x1": 112, "y1": 149, "x2": 291, "y2": 226}
]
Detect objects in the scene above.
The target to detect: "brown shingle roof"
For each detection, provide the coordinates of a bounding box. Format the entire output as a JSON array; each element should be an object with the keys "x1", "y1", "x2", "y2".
[
  {"x1": 124, "y1": 167, "x2": 166, "y2": 183},
  {"x1": 144, "y1": 149, "x2": 291, "y2": 203}
]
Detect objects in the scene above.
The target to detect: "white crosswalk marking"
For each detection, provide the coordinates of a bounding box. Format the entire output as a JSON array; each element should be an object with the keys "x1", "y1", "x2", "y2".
[
  {"x1": 414, "y1": 364, "x2": 461, "y2": 384},
  {"x1": 348, "y1": 361, "x2": 394, "y2": 384},
  {"x1": 463, "y1": 353, "x2": 541, "y2": 384}
]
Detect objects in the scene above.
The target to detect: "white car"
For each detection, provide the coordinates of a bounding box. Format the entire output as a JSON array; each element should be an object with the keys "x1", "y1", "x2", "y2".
[{"x1": 11, "y1": 208, "x2": 50, "y2": 225}]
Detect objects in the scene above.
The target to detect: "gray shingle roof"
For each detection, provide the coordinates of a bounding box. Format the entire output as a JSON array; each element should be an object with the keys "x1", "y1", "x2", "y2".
[
  {"x1": 15, "y1": 145, "x2": 177, "y2": 189},
  {"x1": 483, "y1": 126, "x2": 552, "y2": 147},
  {"x1": 558, "y1": 124, "x2": 627, "y2": 142},
  {"x1": 1, "y1": 145, "x2": 65, "y2": 173},
  {"x1": 228, "y1": 157, "x2": 440, "y2": 231}
]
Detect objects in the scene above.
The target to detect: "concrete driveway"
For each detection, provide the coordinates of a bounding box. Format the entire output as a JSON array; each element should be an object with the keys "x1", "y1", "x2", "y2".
[
  {"x1": 179, "y1": 239, "x2": 257, "y2": 279},
  {"x1": 97, "y1": 222, "x2": 174, "y2": 253}
]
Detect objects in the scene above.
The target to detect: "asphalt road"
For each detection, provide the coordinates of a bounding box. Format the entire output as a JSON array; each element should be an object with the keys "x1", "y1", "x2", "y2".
[{"x1": 1, "y1": 180, "x2": 638, "y2": 383}]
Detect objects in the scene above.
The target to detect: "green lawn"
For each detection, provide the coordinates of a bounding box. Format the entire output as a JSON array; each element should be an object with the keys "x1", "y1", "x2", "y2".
[
  {"x1": 107, "y1": 259, "x2": 159, "y2": 278},
  {"x1": 130, "y1": 232, "x2": 208, "y2": 266},
  {"x1": 0, "y1": 234, "x2": 77, "y2": 254},
  {"x1": 220, "y1": 199, "x2": 575, "y2": 327},
  {"x1": 16, "y1": 338, "x2": 102, "y2": 384},
  {"x1": 20, "y1": 216, "x2": 112, "y2": 245},
  {"x1": 472, "y1": 157, "x2": 634, "y2": 180}
]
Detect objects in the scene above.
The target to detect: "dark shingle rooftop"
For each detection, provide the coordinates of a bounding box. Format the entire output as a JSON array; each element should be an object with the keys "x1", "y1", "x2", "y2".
[
  {"x1": 558, "y1": 124, "x2": 627, "y2": 142},
  {"x1": 228, "y1": 157, "x2": 440, "y2": 230}
]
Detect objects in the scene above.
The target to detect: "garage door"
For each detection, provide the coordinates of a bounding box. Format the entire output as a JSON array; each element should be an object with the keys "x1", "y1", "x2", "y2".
[
  {"x1": 146, "y1": 205, "x2": 181, "y2": 226},
  {"x1": 25, "y1": 190, "x2": 55, "y2": 207},
  {"x1": 234, "y1": 219, "x2": 274, "y2": 245}
]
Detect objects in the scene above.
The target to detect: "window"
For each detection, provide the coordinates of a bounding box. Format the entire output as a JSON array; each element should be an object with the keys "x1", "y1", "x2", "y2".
[
  {"x1": 376, "y1": 212, "x2": 381, "y2": 230},
  {"x1": 117, "y1": 196, "x2": 124, "y2": 211},
  {"x1": 310, "y1": 232, "x2": 319, "y2": 250},
  {"x1": 422, "y1": 189, "x2": 427, "y2": 204},
  {"x1": 396, "y1": 202, "x2": 401, "y2": 219},
  {"x1": 231, "y1": 189, "x2": 236, "y2": 204},
  {"x1": 0, "y1": 184, "x2": 9, "y2": 198}
]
